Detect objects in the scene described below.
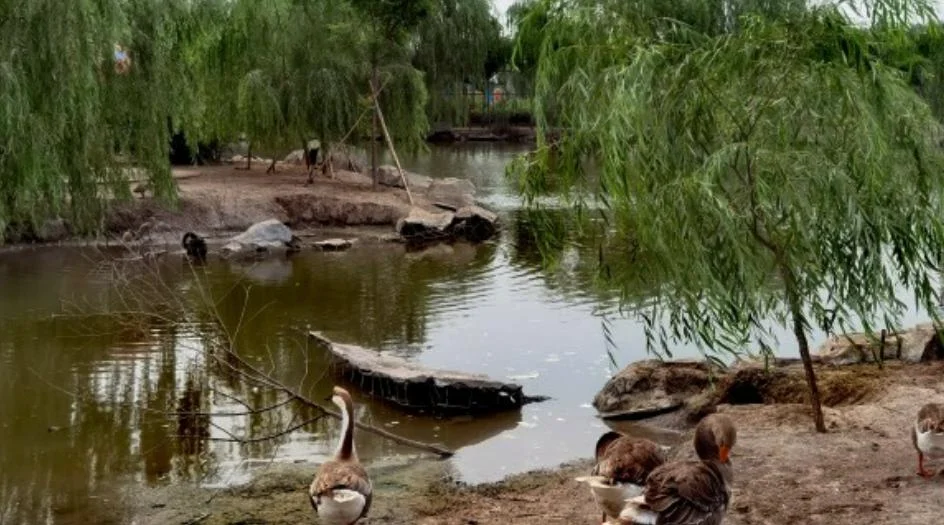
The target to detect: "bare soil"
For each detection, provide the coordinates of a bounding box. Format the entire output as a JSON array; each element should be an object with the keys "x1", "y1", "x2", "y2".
[
  {"x1": 110, "y1": 361, "x2": 944, "y2": 524},
  {"x1": 103, "y1": 162, "x2": 425, "y2": 247}
]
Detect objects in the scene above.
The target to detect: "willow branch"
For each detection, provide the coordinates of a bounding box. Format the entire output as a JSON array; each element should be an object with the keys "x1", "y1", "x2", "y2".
[{"x1": 213, "y1": 344, "x2": 454, "y2": 458}]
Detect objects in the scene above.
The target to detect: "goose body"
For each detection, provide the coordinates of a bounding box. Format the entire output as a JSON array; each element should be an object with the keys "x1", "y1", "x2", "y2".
[
  {"x1": 576, "y1": 431, "x2": 666, "y2": 523},
  {"x1": 620, "y1": 413, "x2": 737, "y2": 525},
  {"x1": 309, "y1": 387, "x2": 372, "y2": 525},
  {"x1": 911, "y1": 402, "x2": 944, "y2": 478}
]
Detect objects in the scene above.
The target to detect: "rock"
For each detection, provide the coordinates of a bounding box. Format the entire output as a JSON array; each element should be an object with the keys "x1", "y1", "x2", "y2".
[
  {"x1": 450, "y1": 205, "x2": 499, "y2": 242},
  {"x1": 283, "y1": 140, "x2": 322, "y2": 165},
  {"x1": 376, "y1": 165, "x2": 433, "y2": 191},
  {"x1": 36, "y1": 218, "x2": 69, "y2": 242},
  {"x1": 426, "y1": 177, "x2": 476, "y2": 208},
  {"x1": 314, "y1": 238, "x2": 354, "y2": 252},
  {"x1": 815, "y1": 324, "x2": 944, "y2": 365},
  {"x1": 283, "y1": 149, "x2": 305, "y2": 164},
  {"x1": 323, "y1": 145, "x2": 366, "y2": 174},
  {"x1": 223, "y1": 219, "x2": 295, "y2": 253},
  {"x1": 396, "y1": 207, "x2": 455, "y2": 241},
  {"x1": 592, "y1": 359, "x2": 719, "y2": 419}
]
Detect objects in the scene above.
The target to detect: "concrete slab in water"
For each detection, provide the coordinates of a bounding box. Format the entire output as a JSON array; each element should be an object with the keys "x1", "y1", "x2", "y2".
[{"x1": 309, "y1": 331, "x2": 543, "y2": 414}]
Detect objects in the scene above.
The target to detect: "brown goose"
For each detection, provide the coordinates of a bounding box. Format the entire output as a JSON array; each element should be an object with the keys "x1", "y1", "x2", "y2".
[
  {"x1": 575, "y1": 431, "x2": 667, "y2": 523},
  {"x1": 619, "y1": 413, "x2": 737, "y2": 525},
  {"x1": 912, "y1": 402, "x2": 944, "y2": 478},
  {"x1": 309, "y1": 386, "x2": 372, "y2": 525}
]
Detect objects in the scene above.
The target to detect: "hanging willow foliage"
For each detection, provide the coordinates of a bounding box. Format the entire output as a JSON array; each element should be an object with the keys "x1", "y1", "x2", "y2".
[
  {"x1": 2, "y1": 0, "x2": 501, "y2": 240},
  {"x1": 511, "y1": 0, "x2": 944, "y2": 432},
  {"x1": 0, "y1": 0, "x2": 202, "y2": 238}
]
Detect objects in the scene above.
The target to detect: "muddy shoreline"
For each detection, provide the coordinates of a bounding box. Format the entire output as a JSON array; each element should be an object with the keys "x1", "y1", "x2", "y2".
[
  {"x1": 1, "y1": 162, "x2": 471, "y2": 252},
  {"x1": 71, "y1": 361, "x2": 944, "y2": 524}
]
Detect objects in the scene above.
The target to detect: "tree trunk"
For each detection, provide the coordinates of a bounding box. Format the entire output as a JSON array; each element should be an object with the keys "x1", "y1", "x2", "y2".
[
  {"x1": 371, "y1": 66, "x2": 379, "y2": 191},
  {"x1": 247, "y1": 143, "x2": 252, "y2": 171},
  {"x1": 782, "y1": 267, "x2": 827, "y2": 433}
]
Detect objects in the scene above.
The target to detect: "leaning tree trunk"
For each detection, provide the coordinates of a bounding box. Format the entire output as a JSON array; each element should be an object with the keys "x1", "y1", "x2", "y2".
[{"x1": 782, "y1": 267, "x2": 827, "y2": 433}]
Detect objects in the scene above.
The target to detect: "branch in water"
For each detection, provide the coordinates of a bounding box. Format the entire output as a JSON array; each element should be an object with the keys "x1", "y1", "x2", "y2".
[{"x1": 212, "y1": 345, "x2": 456, "y2": 458}]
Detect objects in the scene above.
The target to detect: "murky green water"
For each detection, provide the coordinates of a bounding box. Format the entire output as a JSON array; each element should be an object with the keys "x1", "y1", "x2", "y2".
[{"x1": 0, "y1": 143, "x2": 933, "y2": 524}]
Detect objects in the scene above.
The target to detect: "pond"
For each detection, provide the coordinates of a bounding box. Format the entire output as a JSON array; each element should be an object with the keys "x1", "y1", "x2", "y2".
[{"x1": 0, "y1": 143, "x2": 933, "y2": 524}]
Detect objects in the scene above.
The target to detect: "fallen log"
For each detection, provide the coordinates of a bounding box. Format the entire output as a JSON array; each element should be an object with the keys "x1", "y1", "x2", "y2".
[{"x1": 309, "y1": 331, "x2": 549, "y2": 415}]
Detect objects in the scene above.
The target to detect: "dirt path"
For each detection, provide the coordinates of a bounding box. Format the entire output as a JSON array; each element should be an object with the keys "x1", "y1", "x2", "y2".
[{"x1": 121, "y1": 362, "x2": 944, "y2": 524}]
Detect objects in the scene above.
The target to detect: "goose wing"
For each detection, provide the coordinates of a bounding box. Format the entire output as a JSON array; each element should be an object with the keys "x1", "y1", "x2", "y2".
[
  {"x1": 593, "y1": 435, "x2": 666, "y2": 485},
  {"x1": 310, "y1": 460, "x2": 372, "y2": 517},
  {"x1": 642, "y1": 461, "x2": 730, "y2": 525}
]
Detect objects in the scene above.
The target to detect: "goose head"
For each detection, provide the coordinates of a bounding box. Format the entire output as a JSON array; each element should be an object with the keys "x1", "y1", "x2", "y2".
[{"x1": 694, "y1": 413, "x2": 737, "y2": 464}]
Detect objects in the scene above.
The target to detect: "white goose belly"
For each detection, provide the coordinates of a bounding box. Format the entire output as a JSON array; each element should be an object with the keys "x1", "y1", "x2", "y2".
[
  {"x1": 316, "y1": 489, "x2": 367, "y2": 525},
  {"x1": 915, "y1": 425, "x2": 944, "y2": 457}
]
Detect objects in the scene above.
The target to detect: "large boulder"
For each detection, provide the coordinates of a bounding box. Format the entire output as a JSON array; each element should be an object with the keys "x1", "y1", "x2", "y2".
[
  {"x1": 223, "y1": 219, "x2": 296, "y2": 253},
  {"x1": 36, "y1": 218, "x2": 70, "y2": 242},
  {"x1": 396, "y1": 207, "x2": 455, "y2": 242},
  {"x1": 592, "y1": 359, "x2": 718, "y2": 419},
  {"x1": 323, "y1": 145, "x2": 366, "y2": 174},
  {"x1": 283, "y1": 140, "x2": 322, "y2": 165},
  {"x1": 426, "y1": 177, "x2": 476, "y2": 208},
  {"x1": 376, "y1": 165, "x2": 433, "y2": 191},
  {"x1": 450, "y1": 205, "x2": 499, "y2": 242},
  {"x1": 815, "y1": 323, "x2": 944, "y2": 365}
]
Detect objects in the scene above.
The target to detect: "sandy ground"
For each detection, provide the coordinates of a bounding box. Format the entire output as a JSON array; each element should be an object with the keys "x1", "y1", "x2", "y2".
[
  {"x1": 98, "y1": 361, "x2": 944, "y2": 525},
  {"x1": 101, "y1": 163, "x2": 420, "y2": 248}
]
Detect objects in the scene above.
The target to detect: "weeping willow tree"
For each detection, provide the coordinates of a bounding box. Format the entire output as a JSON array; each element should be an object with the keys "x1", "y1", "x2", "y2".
[
  {"x1": 351, "y1": 0, "x2": 433, "y2": 186},
  {"x1": 511, "y1": 0, "x2": 944, "y2": 432},
  {"x1": 188, "y1": 0, "x2": 372, "y2": 170},
  {"x1": 0, "y1": 0, "x2": 204, "y2": 239},
  {"x1": 413, "y1": 0, "x2": 509, "y2": 124}
]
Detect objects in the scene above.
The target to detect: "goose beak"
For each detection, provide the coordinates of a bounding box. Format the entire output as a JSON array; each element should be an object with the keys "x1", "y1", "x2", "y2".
[
  {"x1": 719, "y1": 445, "x2": 730, "y2": 464},
  {"x1": 324, "y1": 395, "x2": 333, "y2": 402}
]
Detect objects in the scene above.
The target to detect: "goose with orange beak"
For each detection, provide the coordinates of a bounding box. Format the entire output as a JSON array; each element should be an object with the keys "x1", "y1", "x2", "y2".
[{"x1": 619, "y1": 413, "x2": 737, "y2": 525}]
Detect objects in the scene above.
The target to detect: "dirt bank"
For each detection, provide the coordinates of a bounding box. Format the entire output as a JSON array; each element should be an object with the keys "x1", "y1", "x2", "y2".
[
  {"x1": 109, "y1": 361, "x2": 944, "y2": 524},
  {"x1": 103, "y1": 164, "x2": 426, "y2": 246}
]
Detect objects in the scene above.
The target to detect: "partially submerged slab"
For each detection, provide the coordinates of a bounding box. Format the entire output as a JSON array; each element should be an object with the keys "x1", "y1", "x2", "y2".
[{"x1": 309, "y1": 332, "x2": 546, "y2": 414}]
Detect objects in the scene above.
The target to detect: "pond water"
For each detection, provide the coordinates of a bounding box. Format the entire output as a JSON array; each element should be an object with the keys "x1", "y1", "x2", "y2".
[{"x1": 0, "y1": 143, "x2": 934, "y2": 524}]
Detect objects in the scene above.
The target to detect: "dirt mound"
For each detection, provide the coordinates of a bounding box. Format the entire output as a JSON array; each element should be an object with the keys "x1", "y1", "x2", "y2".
[{"x1": 719, "y1": 364, "x2": 881, "y2": 407}]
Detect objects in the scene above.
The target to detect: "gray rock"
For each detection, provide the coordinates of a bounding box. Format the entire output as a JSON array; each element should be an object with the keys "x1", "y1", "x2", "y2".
[
  {"x1": 592, "y1": 359, "x2": 718, "y2": 419},
  {"x1": 450, "y1": 205, "x2": 499, "y2": 242},
  {"x1": 377, "y1": 165, "x2": 433, "y2": 191},
  {"x1": 223, "y1": 219, "x2": 295, "y2": 253},
  {"x1": 815, "y1": 324, "x2": 944, "y2": 364},
  {"x1": 426, "y1": 177, "x2": 476, "y2": 208},
  {"x1": 36, "y1": 218, "x2": 70, "y2": 242},
  {"x1": 283, "y1": 149, "x2": 305, "y2": 164},
  {"x1": 314, "y1": 238, "x2": 354, "y2": 252},
  {"x1": 396, "y1": 207, "x2": 455, "y2": 241}
]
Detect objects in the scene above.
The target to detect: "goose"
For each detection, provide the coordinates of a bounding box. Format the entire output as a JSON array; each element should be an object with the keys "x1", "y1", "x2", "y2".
[
  {"x1": 575, "y1": 431, "x2": 667, "y2": 523},
  {"x1": 619, "y1": 413, "x2": 737, "y2": 525},
  {"x1": 181, "y1": 232, "x2": 207, "y2": 262},
  {"x1": 309, "y1": 386, "x2": 372, "y2": 525},
  {"x1": 912, "y1": 402, "x2": 944, "y2": 478}
]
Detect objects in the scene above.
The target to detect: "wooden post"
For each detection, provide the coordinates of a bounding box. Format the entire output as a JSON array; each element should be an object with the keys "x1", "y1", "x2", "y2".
[
  {"x1": 369, "y1": 79, "x2": 414, "y2": 206},
  {"x1": 370, "y1": 67, "x2": 379, "y2": 190}
]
